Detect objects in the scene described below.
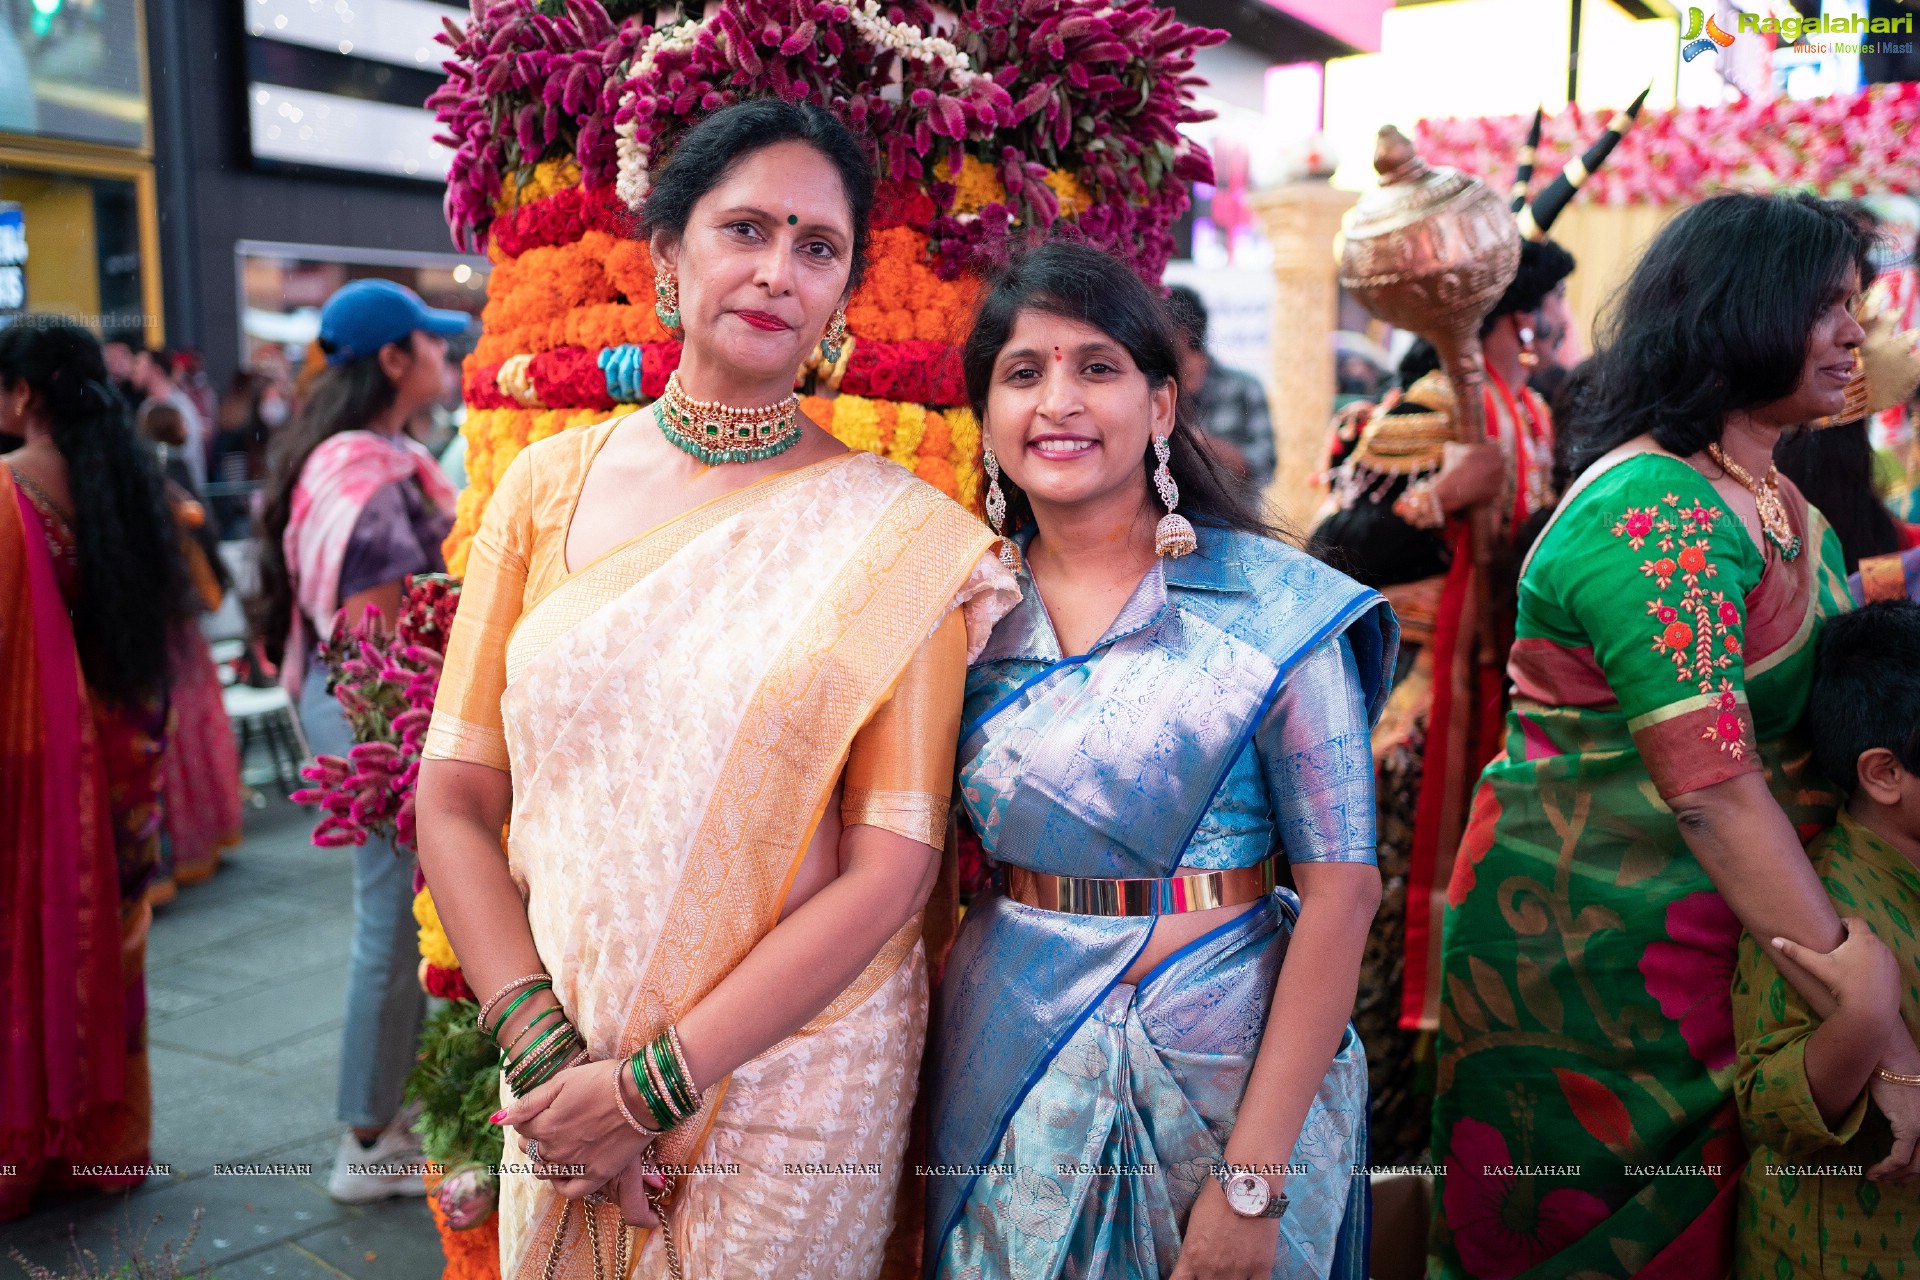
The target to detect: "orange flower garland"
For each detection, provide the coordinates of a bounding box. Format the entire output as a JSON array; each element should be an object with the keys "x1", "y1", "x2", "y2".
[
  {"x1": 846, "y1": 226, "x2": 980, "y2": 344},
  {"x1": 425, "y1": 1165, "x2": 502, "y2": 1280}
]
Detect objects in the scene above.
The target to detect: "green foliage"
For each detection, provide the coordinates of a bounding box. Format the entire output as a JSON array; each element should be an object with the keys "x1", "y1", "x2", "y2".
[{"x1": 406, "y1": 998, "x2": 505, "y2": 1171}]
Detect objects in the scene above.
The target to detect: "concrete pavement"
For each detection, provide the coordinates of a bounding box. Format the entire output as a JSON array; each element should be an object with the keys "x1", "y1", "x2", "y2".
[{"x1": 0, "y1": 793, "x2": 444, "y2": 1279}]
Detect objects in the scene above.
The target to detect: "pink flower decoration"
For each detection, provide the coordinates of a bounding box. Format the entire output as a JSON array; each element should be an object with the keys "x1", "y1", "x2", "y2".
[
  {"x1": 1626, "y1": 511, "x2": 1655, "y2": 539},
  {"x1": 1717, "y1": 600, "x2": 1739, "y2": 627},
  {"x1": 1638, "y1": 890, "x2": 1740, "y2": 1071},
  {"x1": 1443, "y1": 1117, "x2": 1611, "y2": 1280}
]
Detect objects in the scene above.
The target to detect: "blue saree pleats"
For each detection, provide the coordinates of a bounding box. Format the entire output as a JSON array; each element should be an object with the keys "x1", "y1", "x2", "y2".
[{"x1": 930, "y1": 896, "x2": 1368, "y2": 1280}]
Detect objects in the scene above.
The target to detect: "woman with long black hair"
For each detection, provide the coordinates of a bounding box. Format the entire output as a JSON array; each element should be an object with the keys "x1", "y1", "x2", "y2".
[
  {"x1": 0, "y1": 318, "x2": 187, "y2": 1220},
  {"x1": 254, "y1": 278, "x2": 465, "y2": 1203},
  {"x1": 1428, "y1": 192, "x2": 1920, "y2": 1278}
]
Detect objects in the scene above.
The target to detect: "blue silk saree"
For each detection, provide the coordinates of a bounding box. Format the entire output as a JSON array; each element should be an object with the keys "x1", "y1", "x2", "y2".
[{"x1": 925, "y1": 528, "x2": 1397, "y2": 1279}]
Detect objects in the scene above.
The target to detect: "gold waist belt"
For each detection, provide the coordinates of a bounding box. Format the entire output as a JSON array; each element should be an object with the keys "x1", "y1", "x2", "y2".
[{"x1": 1002, "y1": 856, "x2": 1280, "y2": 917}]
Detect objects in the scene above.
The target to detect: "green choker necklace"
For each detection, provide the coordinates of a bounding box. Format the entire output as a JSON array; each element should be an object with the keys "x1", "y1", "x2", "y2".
[{"x1": 655, "y1": 370, "x2": 804, "y2": 465}]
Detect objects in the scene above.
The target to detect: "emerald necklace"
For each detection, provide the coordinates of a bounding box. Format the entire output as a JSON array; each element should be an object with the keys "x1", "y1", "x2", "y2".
[{"x1": 655, "y1": 369, "x2": 803, "y2": 465}]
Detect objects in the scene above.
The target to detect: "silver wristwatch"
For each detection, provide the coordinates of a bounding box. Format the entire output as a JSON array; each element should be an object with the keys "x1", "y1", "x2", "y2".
[{"x1": 1209, "y1": 1160, "x2": 1289, "y2": 1219}]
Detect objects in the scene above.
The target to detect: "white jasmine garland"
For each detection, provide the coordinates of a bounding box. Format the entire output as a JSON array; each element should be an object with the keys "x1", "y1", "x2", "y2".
[
  {"x1": 614, "y1": 19, "x2": 706, "y2": 210},
  {"x1": 614, "y1": 7, "x2": 988, "y2": 212}
]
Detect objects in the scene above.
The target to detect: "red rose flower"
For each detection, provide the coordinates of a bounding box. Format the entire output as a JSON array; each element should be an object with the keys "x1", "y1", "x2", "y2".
[
  {"x1": 1653, "y1": 558, "x2": 1677, "y2": 579},
  {"x1": 1679, "y1": 545, "x2": 1708, "y2": 573},
  {"x1": 641, "y1": 341, "x2": 682, "y2": 399},
  {"x1": 530, "y1": 346, "x2": 614, "y2": 410},
  {"x1": 1724, "y1": 634, "x2": 1741, "y2": 655},
  {"x1": 1716, "y1": 711, "x2": 1743, "y2": 743},
  {"x1": 1626, "y1": 511, "x2": 1655, "y2": 539},
  {"x1": 1717, "y1": 601, "x2": 1740, "y2": 626},
  {"x1": 1656, "y1": 605, "x2": 1679, "y2": 624},
  {"x1": 1662, "y1": 621, "x2": 1694, "y2": 650}
]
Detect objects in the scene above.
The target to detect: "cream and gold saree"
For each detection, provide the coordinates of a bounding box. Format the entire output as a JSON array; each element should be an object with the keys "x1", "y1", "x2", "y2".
[{"x1": 425, "y1": 417, "x2": 1016, "y2": 1280}]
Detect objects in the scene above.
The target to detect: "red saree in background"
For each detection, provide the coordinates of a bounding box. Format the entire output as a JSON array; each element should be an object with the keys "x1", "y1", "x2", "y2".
[{"x1": 0, "y1": 462, "x2": 161, "y2": 1221}]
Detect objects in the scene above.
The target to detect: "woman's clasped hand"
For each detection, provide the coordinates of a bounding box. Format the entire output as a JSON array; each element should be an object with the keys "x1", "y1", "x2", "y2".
[{"x1": 491, "y1": 1059, "x2": 667, "y2": 1222}]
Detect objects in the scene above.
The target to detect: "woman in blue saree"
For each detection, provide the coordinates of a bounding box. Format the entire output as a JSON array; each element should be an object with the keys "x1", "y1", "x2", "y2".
[{"x1": 925, "y1": 243, "x2": 1396, "y2": 1280}]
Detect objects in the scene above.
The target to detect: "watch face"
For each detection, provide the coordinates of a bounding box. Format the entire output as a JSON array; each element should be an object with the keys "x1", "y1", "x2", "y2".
[{"x1": 1224, "y1": 1172, "x2": 1269, "y2": 1217}]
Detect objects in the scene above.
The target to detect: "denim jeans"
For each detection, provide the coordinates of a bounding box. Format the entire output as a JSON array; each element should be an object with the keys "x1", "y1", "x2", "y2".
[{"x1": 299, "y1": 659, "x2": 426, "y2": 1130}]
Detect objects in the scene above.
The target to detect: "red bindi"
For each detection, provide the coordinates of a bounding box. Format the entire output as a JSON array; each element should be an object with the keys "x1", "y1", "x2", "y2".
[{"x1": 1053, "y1": 347, "x2": 1063, "y2": 361}]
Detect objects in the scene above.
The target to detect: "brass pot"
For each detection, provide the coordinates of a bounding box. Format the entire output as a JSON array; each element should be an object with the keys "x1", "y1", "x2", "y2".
[{"x1": 1337, "y1": 125, "x2": 1520, "y2": 453}]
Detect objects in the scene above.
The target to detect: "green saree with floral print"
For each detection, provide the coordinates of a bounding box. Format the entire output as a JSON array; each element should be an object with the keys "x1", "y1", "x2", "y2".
[{"x1": 1428, "y1": 445, "x2": 1850, "y2": 1280}]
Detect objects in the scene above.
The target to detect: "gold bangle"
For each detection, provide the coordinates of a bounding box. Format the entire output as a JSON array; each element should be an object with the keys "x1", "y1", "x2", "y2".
[
  {"x1": 640, "y1": 1039, "x2": 683, "y2": 1122},
  {"x1": 1875, "y1": 1067, "x2": 1920, "y2": 1087},
  {"x1": 478, "y1": 972, "x2": 553, "y2": 1028},
  {"x1": 613, "y1": 1062, "x2": 659, "y2": 1137},
  {"x1": 666, "y1": 1026, "x2": 699, "y2": 1102}
]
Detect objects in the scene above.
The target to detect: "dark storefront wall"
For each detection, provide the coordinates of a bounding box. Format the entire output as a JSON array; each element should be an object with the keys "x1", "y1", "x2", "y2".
[{"x1": 146, "y1": 0, "x2": 457, "y2": 389}]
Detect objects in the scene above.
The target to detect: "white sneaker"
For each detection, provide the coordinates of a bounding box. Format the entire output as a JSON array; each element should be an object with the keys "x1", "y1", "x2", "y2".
[{"x1": 326, "y1": 1118, "x2": 429, "y2": 1203}]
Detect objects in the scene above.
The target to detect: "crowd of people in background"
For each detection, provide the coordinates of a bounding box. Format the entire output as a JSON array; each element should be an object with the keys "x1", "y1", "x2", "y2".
[
  {"x1": 1, "y1": 277, "x2": 469, "y2": 1222},
  {"x1": 6, "y1": 142, "x2": 1920, "y2": 1280}
]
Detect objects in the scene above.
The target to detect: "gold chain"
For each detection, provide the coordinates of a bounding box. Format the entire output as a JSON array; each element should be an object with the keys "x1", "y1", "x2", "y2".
[
  {"x1": 1706, "y1": 443, "x2": 1801, "y2": 560},
  {"x1": 648, "y1": 1175, "x2": 683, "y2": 1280},
  {"x1": 540, "y1": 1197, "x2": 642, "y2": 1280}
]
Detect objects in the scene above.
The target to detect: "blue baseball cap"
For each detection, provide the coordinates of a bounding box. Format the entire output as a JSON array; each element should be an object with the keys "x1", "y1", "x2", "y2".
[{"x1": 318, "y1": 278, "x2": 472, "y2": 366}]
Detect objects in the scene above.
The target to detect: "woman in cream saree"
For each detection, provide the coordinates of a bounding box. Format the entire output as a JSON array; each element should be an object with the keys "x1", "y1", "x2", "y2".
[
  {"x1": 418, "y1": 100, "x2": 1016, "y2": 1280},
  {"x1": 427, "y1": 424, "x2": 1008, "y2": 1277}
]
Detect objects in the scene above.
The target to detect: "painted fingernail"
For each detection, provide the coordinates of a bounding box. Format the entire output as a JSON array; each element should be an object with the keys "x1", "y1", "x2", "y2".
[{"x1": 489, "y1": 1109, "x2": 509, "y2": 1124}]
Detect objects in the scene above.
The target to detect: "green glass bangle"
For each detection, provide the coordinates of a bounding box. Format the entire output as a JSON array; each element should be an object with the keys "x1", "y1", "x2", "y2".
[
  {"x1": 651, "y1": 1034, "x2": 697, "y2": 1116},
  {"x1": 629, "y1": 1053, "x2": 674, "y2": 1129},
  {"x1": 509, "y1": 1029, "x2": 581, "y2": 1094},
  {"x1": 485, "y1": 982, "x2": 552, "y2": 1038},
  {"x1": 506, "y1": 1028, "x2": 572, "y2": 1090},
  {"x1": 640, "y1": 1042, "x2": 682, "y2": 1124},
  {"x1": 657, "y1": 1034, "x2": 697, "y2": 1116},
  {"x1": 505, "y1": 1019, "x2": 570, "y2": 1074},
  {"x1": 630, "y1": 1052, "x2": 679, "y2": 1130},
  {"x1": 516, "y1": 1040, "x2": 577, "y2": 1092},
  {"x1": 503, "y1": 1005, "x2": 564, "y2": 1056}
]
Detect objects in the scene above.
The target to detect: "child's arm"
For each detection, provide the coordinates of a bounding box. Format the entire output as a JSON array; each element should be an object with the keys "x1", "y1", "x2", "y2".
[{"x1": 1738, "y1": 919, "x2": 1904, "y2": 1158}]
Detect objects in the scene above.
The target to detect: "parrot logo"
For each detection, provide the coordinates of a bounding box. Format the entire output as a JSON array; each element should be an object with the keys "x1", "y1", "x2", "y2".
[{"x1": 1680, "y1": 7, "x2": 1737, "y2": 61}]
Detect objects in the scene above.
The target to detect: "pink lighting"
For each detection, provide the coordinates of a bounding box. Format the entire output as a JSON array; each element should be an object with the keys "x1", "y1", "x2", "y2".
[
  {"x1": 1264, "y1": 0, "x2": 1390, "y2": 53},
  {"x1": 1265, "y1": 62, "x2": 1325, "y2": 136}
]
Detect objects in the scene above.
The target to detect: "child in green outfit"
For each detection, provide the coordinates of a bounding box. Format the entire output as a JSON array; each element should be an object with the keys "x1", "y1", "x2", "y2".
[{"x1": 1734, "y1": 600, "x2": 1920, "y2": 1277}]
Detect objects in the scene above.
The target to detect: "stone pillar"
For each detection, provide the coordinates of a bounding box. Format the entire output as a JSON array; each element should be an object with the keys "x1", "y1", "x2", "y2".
[{"x1": 1250, "y1": 181, "x2": 1358, "y2": 531}]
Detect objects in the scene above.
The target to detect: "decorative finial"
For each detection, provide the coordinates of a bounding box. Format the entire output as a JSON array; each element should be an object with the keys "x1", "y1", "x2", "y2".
[{"x1": 1373, "y1": 126, "x2": 1427, "y2": 187}]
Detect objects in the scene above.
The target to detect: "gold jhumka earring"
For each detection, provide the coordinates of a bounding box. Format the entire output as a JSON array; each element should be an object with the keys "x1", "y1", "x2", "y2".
[{"x1": 1152, "y1": 434, "x2": 1196, "y2": 558}]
